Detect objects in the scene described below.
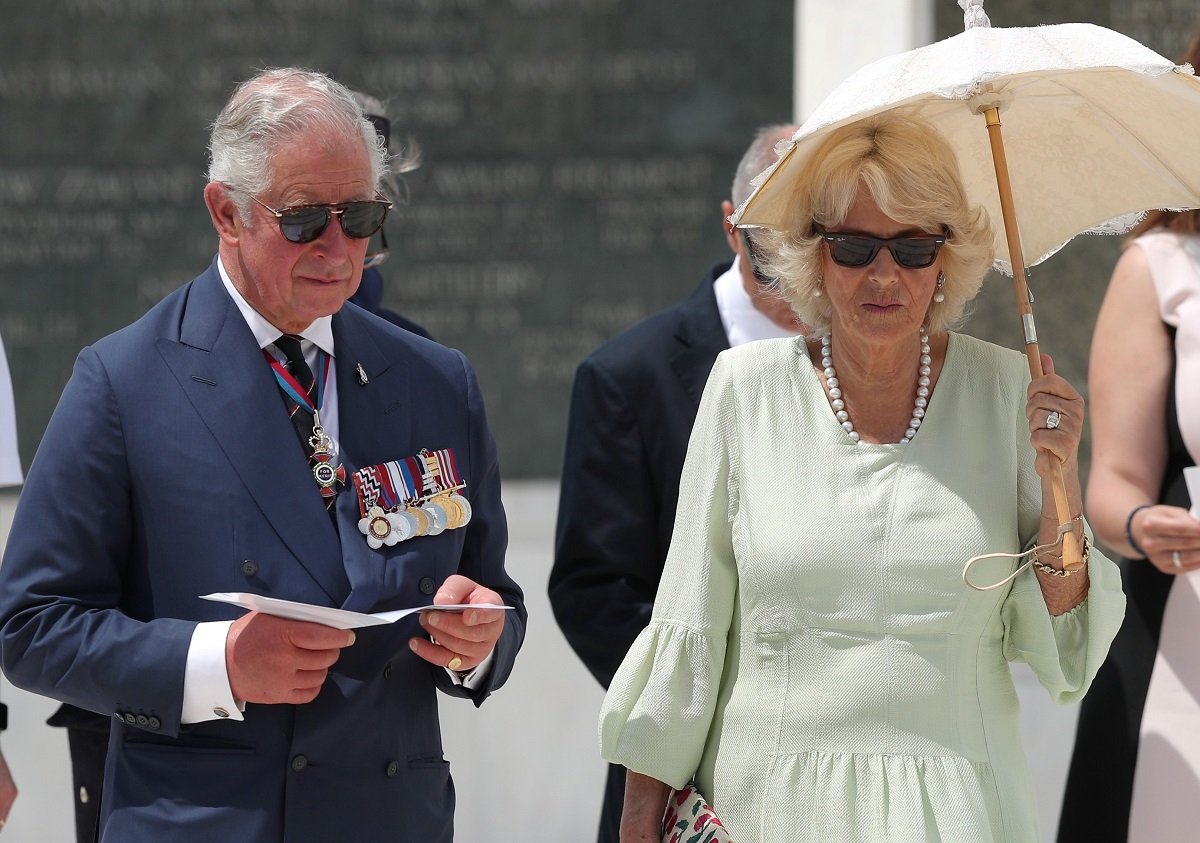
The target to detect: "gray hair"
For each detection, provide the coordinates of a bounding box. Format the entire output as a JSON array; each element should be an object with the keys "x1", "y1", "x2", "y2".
[
  {"x1": 349, "y1": 89, "x2": 422, "y2": 204},
  {"x1": 755, "y1": 112, "x2": 994, "y2": 335},
  {"x1": 731, "y1": 123, "x2": 798, "y2": 209},
  {"x1": 207, "y1": 68, "x2": 388, "y2": 223}
]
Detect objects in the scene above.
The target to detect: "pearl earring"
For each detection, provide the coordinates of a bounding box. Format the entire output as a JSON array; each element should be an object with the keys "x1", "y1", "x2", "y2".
[
  {"x1": 813, "y1": 276, "x2": 823, "y2": 298},
  {"x1": 933, "y1": 271, "x2": 946, "y2": 303}
]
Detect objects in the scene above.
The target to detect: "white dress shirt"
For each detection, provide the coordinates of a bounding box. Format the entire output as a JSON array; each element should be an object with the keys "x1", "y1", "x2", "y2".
[
  {"x1": 0, "y1": 331, "x2": 22, "y2": 487},
  {"x1": 714, "y1": 254, "x2": 803, "y2": 347}
]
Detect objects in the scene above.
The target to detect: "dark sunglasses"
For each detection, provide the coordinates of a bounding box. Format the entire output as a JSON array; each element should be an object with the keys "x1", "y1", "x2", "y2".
[
  {"x1": 816, "y1": 226, "x2": 947, "y2": 269},
  {"x1": 252, "y1": 196, "x2": 393, "y2": 244}
]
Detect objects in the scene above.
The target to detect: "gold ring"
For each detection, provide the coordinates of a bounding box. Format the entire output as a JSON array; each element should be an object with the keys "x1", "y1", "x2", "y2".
[{"x1": 447, "y1": 655, "x2": 463, "y2": 671}]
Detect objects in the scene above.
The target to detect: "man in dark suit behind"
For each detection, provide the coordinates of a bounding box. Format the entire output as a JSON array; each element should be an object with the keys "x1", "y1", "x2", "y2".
[
  {"x1": 549, "y1": 124, "x2": 801, "y2": 842},
  {"x1": 0, "y1": 68, "x2": 525, "y2": 842}
]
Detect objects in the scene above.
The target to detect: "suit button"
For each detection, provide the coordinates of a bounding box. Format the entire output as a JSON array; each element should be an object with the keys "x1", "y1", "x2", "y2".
[
  {"x1": 240, "y1": 559, "x2": 258, "y2": 577},
  {"x1": 383, "y1": 664, "x2": 392, "y2": 679},
  {"x1": 385, "y1": 760, "x2": 399, "y2": 777},
  {"x1": 135, "y1": 714, "x2": 149, "y2": 727},
  {"x1": 147, "y1": 716, "x2": 161, "y2": 731},
  {"x1": 124, "y1": 713, "x2": 137, "y2": 725},
  {"x1": 418, "y1": 577, "x2": 435, "y2": 595},
  {"x1": 291, "y1": 755, "x2": 308, "y2": 772}
]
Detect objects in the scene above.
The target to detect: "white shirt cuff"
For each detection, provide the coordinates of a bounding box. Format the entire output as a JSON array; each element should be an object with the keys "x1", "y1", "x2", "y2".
[
  {"x1": 182, "y1": 621, "x2": 244, "y2": 724},
  {"x1": 447, "y1": 647, "x2": 495, "y2": 690}
]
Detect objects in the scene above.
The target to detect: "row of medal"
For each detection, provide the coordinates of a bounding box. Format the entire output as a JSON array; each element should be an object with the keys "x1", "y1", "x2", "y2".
[{"x1": 352, "y1": 448, "x2": 472, "y2": 549}]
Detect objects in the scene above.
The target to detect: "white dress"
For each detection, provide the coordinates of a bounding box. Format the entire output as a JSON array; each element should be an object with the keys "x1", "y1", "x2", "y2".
[
  {"x1": 1128, "y1": 231, "x2": 1200, "y2": 841},
  {"x1": 600, "y1": 333, "x2": 1125, "y2": 842}
]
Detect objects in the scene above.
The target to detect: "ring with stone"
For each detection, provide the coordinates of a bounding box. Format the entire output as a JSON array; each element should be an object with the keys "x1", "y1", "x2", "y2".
[
  {"x1": 1173, "y1": 550, "x2": 1183, "y2": 569},
  {"x1": 1045, "y1": 410, "x2": 1062, "y2": 430}
]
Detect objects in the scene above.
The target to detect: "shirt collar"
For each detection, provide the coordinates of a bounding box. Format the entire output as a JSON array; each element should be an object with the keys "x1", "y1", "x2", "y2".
[
  {"x1": 714, "y1": 254, "x2": 801, "y2": 347},
  {"x1": 217, "y1": 257, "x2": 335, "y2": 356}
]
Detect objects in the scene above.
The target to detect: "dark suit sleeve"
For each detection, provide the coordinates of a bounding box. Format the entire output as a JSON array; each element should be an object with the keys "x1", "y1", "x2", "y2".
[
  {"x1": 432, "y1": 350, "x2": 526, "y2": 704},
  {"x1": 550, "y1": 357, "x2": 660, "y2": 688},
  {"x1": 0, "y1": 348, "x2": 194, "y2": 733}
]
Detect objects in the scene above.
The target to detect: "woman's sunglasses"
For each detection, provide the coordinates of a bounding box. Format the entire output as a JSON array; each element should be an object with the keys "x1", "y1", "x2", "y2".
[
  {"x1": 816, "y1": 226, "x2": 947, "y2": 269},
  {"x1": 252, "y1": 196, "x2": 393, "y2": 244}
]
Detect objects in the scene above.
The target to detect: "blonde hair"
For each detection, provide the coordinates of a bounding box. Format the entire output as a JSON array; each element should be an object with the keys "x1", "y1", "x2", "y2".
[{"x1": 755, "y1": 112, "x2": 994, "y2": 335}]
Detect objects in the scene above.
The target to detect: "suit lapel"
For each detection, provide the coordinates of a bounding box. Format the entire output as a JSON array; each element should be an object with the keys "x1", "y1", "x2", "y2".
[
  {"x1": 330, "y1": 307, "x2": 412, "y2": 611},
  {"x1": 670, "y1": 264, "x2": 732, "y2": 406},
  {"x1": 156, "y1": 268, "x2": 348, "y2": 604}
]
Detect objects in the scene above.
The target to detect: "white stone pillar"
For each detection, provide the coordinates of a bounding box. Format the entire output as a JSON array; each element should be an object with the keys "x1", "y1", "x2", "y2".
[{"x1": 794, "y1": 0, "x2": 934, "y2": 121}]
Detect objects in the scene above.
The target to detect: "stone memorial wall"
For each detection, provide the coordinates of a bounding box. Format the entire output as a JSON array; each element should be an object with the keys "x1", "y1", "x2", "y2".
[{"x1": 0, "y1": 0, "x2": 793, "y2": 476}]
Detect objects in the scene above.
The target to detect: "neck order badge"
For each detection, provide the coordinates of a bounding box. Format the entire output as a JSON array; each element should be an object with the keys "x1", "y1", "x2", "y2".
[{"x1": 263, "y1": 340, "x2": 346, "y2": 503}]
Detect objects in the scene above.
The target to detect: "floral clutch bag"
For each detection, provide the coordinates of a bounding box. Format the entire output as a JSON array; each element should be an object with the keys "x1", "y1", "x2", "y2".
[{"x1": 661, "y1": 783, "x2": 733, "y2": 843}]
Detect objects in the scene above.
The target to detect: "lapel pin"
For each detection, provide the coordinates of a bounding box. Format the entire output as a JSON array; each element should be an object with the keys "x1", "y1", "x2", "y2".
[{"x1": 356, "y1": 363, "x2": 369, "y2": 385}]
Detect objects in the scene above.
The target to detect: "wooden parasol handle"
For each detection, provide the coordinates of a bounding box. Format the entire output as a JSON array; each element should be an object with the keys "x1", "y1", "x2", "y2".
[{"x1": 981, "y1": 106, "x2": 1083, "y2": 571}]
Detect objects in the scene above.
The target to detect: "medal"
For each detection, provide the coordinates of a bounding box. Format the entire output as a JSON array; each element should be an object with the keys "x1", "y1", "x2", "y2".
[
  {"x1": 387, "y1": 509, "x2": 419, "y2": 543},
  {"x1": 448, "y1": 492, "x2": 473, "y2": 528},
  {"x1": 421, "y1": 499, "x2": 448, "y2": 536},
  {"x1": 408, "y1": 505, "x2": 431, "y2": 537},
  {"x1": 350, "y1": 448, "x2": 472, "y2": 551},
  {"x1": 358, "y1": 506, "x2": 394, "y2": 549},
  {"x1": 265, "y1": 348, "x2": 344, "y2": 500},
  {"x1": 309, "y1": 414, "x2": 346, "y2": 498}
]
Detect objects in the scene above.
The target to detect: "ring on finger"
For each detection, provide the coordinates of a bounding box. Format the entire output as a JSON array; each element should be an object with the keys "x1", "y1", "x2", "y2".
[
  {"x1": 447, "y1": 654, "x2": 464, "y2": 671},
  {"x1": 1045, "y1": 410, "x2": 1062, "y2": 430},
  {"x1": 1173, "y1": 550, "x2": 1183, "y2": 569}
]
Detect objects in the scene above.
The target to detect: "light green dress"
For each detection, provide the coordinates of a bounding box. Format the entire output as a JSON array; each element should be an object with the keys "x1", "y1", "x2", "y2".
[{"x1": 599, "y1": 333, "x2": 1125, "y2": 842}]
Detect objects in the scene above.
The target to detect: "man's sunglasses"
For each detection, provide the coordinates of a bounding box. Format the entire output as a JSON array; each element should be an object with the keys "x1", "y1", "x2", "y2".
[
  {"x1": 816, "y1": 226, "x2": 947, "y2": 269},
  {"x1": 740, "y1": 229, "x2": 774, "y2": 286},
  {"x1": 252, "y1": 196, "x2": 393, "y2": 244}
]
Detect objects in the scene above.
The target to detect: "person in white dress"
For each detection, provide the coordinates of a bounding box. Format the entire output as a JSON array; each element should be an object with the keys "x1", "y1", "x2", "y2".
[
  {"x1": 0, "y1": 328, "x2": 20, "y2": 829},
  {"x1": 599, "y1": 112, "x2": 1125, "y2": 843},
  {"x1": 1059, "y1": 23, "x2": 1200, "y2": 834}
]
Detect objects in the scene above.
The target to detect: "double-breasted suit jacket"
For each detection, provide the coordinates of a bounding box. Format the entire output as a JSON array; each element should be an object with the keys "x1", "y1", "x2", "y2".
[{"x1": 0, "y1": 261, "x2": 526, "y2": 842}]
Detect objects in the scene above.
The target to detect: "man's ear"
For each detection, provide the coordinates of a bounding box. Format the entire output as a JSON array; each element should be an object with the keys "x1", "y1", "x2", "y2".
[
  {"x1": 720, "y1": 199, "x2": 739, "y2": 254},
  {"x1": 204, "y1": 182, "x2": 242, "y2": 248}
]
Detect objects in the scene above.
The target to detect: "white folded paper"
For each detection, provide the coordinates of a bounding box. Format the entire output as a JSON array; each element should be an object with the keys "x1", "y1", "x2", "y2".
[
  {"x1": 1184, "y1": 466, "x2": 1200, "y2": 521},
  {"x1": 200, "y1": 592, "x2": 512, "y2": 630}
]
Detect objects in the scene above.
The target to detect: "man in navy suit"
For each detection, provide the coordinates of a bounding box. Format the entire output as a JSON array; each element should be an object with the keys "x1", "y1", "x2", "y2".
[
  {"x1": 0, "y1": 68, "x2": 525, "y2": 842},
  {"x1": 549, "y1": 124, "x2": 801, "y2": 843}
]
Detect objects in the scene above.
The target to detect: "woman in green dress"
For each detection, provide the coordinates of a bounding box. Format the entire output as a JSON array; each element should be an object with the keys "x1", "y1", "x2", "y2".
[{"x1": 598, "y1": 113, "x2": 1125, "y2": 842}]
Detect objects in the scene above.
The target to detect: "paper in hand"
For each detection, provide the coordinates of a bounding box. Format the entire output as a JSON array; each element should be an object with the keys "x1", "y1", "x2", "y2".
[
  {"x1": 1184, "y1": 466, "x2": 1200, "y2": 521},
  {"x1": 200, "y1": 592, "x2": 512, "y2": 630}
]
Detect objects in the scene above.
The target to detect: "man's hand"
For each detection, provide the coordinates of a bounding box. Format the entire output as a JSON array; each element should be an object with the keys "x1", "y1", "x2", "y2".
[
  {"x1": 410, "y1": 574, "x2": 507, "y2": 672},
  {"x1": 226, "y1": 611, "x2": 356, "y2": 705}
]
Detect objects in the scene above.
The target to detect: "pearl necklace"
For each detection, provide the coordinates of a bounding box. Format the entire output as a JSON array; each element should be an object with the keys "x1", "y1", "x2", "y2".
[{"x1": 819, "y1": 332, "x2": 930, "y2": 444}]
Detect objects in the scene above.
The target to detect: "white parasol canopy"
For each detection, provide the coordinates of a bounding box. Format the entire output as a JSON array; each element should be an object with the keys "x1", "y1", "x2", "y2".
[{"x1": 733, "y1": 4, "x2": 1200, "y2": 275}]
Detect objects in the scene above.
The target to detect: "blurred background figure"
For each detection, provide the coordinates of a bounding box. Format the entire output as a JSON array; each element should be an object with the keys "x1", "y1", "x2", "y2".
[
  {"x1": 1058, "y1": 25, "x2": 1200, "y2": 843},
  {"x1": 0, "y1": 328, "x2": 19, "y2": 831},
  {"x1": 348, "y1": 90, "x2": 432, "y2": 340},
  {"x1": 549, "y1": 122, "x2": 803, "y2": 843}
]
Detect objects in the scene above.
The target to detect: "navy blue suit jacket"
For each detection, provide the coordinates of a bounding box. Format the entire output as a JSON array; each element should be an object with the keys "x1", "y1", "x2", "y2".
[{"x1": 0, "y1": 261, "x2": 525, "y2": 842}]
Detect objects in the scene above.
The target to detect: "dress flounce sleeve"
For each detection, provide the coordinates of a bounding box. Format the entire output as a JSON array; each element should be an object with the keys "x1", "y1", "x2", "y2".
[
  {"x1": 597, "y1": 353, "x2": 740, "y2": 787},
  {"x1": 1001, "y1": 541, "x2": 1125, "y2": 704}
]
